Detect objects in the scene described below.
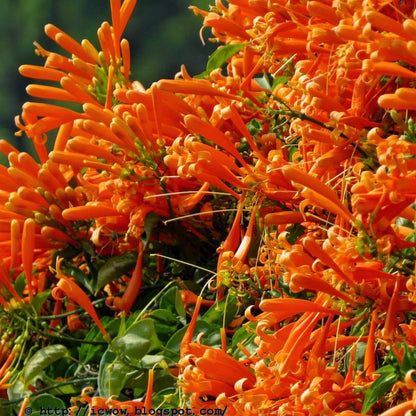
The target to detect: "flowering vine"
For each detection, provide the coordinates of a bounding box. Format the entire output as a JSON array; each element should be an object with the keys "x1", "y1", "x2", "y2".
[{"x1": 2, "y1": 0, "x2": 416, "y2": 415}]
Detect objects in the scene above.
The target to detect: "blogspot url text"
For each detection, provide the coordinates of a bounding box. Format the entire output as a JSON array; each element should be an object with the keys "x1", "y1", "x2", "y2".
[{"x1": 23, "y1": 405, "x2": 228, "y2": 416}]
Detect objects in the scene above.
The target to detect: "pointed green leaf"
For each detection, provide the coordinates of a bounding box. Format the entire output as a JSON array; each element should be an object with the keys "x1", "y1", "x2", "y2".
[
  {"x1": 165, "y1": 320, "x2": 213, "y2": 360},
  {"x1": 202, "y1": 295, "x2": 238, "y2": 326},
  {"x1": 362, "y1": 371, "x2": 399, "y2": 414},
  {"x1": 401, "y1": 343, "x2": 414, "y2": 375},
  {"x1": 141, "y1": 355, "x2": 166, "y2": 368},
  {"x1": 98, "y1": 349, "x2": 137, "y2": 398},
  {"x1": 271, "y1": 75, "x2": 290, "y2": 90},
  {"x1": 148, "y1": 308, "x2": 180, "y2": 342},
  {"x1": 232, "y1": 323, "x2": 256, "y2": 348},
  {"x1": 32, "y1": 290, "x2": 51, "y2": 312},
  {"x1": 14, "y1": 272, "x2": 27, "y2": 298},
  {"x1": 286, "y1": 223, "x2": 306, "y2": 244},
  {"x1": 375, "y1": 364, "x2": 396, "y2": 374},
  {"x1": 160, "y1": 286, "x2": 186, "y2": 318},
  {"x1": 24, "y1": 344, "x2": 69, "y2": 387},
  {"x1": 78, "y1": 319, "x2": 117, "y2": 364},
  {"x1": 96, "y1": 250, "x2": 138, "y2": 294},
  {"x1": 196, "y1": 43, "x2": 247, "y2": 78},
  {"x1": 111, "y1": 318, "x2": 161, "y2": 362},
  {"x1": 254, "y1": 75, "x2": 271, "y2": 90},
  {"x1": 143, "y1": 211, "x2": 161, "y2": 247},
  {"x1": 206, "y1": 43, "x2": 247, "y2": 72}
]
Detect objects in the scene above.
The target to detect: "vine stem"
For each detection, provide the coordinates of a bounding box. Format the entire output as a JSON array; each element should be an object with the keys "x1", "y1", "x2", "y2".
[
  {"x1": 41, "y1": 298, "x2": 107, "y2": 320},
  {"x1": 36, "y1": 329, "x2": 108, "y2": 345},
  {"x1": 2, "y1": 377, "x2": 98, "y2": 406}
]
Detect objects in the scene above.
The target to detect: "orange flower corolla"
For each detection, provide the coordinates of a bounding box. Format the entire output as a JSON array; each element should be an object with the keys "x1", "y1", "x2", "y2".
[{"x1": 53, "y1": 258, "x2": 110, "y2": 340}]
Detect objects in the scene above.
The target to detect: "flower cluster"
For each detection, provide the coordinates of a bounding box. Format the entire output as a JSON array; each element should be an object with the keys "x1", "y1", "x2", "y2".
[{"x1": 3, "y1": 0, "x2": 416, "y2": 415}]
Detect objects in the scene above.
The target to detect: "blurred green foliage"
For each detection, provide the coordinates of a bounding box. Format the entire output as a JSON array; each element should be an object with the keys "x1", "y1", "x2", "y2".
[{"x1": 0, "y1": 0, "x2": 215, "y2": 153}]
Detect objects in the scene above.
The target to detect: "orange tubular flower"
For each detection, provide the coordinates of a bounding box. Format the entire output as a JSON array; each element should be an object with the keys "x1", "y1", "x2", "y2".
[
  {"x1": 53, "y1": 258, "x2": 110, "y2": 341},
  {"x1": 178, "y1": 295, "x2": 256, "y2": 414},
  {"x1": 17, "y1": 397, "x2": 30, "y2": 416},
  {"x1": 109, "y1": 241, "x2": 144, "y2": 313}
]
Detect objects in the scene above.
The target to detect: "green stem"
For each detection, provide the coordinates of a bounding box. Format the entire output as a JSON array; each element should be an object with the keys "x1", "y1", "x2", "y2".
[
  {"x1": 41, "y1": 298, "x2": 107, "y2": 320},
  {"x1": 132, "y1": 279, "x2": 176, "y2": 324},
  {"x1": 1, "y1": 377, "x2": 98, "y2": 406},
  {"x1": 36, "y1": 329, "x2": 107, "y2": 345}
]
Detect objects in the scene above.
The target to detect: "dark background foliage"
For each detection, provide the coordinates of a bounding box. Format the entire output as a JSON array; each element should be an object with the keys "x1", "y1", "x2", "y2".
[{"x1": 0, "y1": 0, "x2": 214, "y2": 153}]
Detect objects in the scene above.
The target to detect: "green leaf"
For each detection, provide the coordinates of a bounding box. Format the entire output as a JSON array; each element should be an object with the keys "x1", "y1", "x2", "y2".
[
  {"x1": 29, "y1": 394, "x2": 66, "y2": 416},
  {"x1": 78, "y1": 327, "x2": 107, "y2": 364},
  {"x1": 401, "y1": 343, "x2": 414, "y2": 375},
  {"x1": 353, "y1": 342, "x2": 367, "y2": 372},
  {"x1": 32, "y1": 290, "x2": 51, "y2": 312},
  {"x1": 7, "y1": 379, "x2": 29, "y2": 403},
  {"x1": 111, "y1": 318, "x2": 161, "y2": 362},
  {"x1": 165, "y1": 320, "x2": 213, "y2": 360},
  {"x1": 288, "y1": 143, "x2": 300, "y2": 162},
  {"x1": 0, "y1": 401, "x2": 11, "y2": 416},
  {"x1": 24, "y1": 344, "x2": 69, "y2": 387},
  {"x1": 98, "y1": 349, "x2": 138, "y2": 398},
  {"x1": 396, "y1": 216, "x2": 415, "y2": 229},
  {"x1": 206, "y1": 43, "x2": 246, "y2": 72},
  {"x1": 254, "y1": 75, "x2": 272, "y2": 90},
  {"x1": 143, "y1": 212, "x2": 161, "y2": 247},
  {"x1": 196, "y1": 43, "x2": 247, "y2": 78},
  {"x1": 141, "y1": 355, "x2": 167, "y2": 368},
  {"x1": 14, "y1": 272, "x2": 27, "y2": 298},
  {"x1": 52, "y1": 245, "x2": 80, "y2": 264},
  {"x1": 159, "y1": 286, "x2": 186, "y2": 318},
  {"x1": 78, "y1": 316, "x2": 121, "y2": 364},
  {"x1": 286, "y1": 223, "x2": 305, "y2": 244},
  {"x1": 349, "y1": 318, "x2": 370, "y2": 337},
  {"x1": 43, "y1": 374, "x2": 80, "y2": 396},
  {"x1": 246, "y1": 119, "x2": 262, "y2": 136},
  {"x1": 96, "y1": 250, "x2": 138, "y2": 294},
  {"x1": 199, "y1": 328, "x2": 222, "y2": 348},
  {"x1": 131, "y1": 371, "x2": 177, "y2": 408},
  {"x1": 375, "y1": 364, "x2": 396, "y2": 374},
  {"x1": 405, "y1": 118, "x2": 416, "y2": 143},
  {"x1": 148, "y1": 308, "x2": 180, "y2": 342},
  {"x1": 362, "y1": 371, "x2": 399, "y2": 414},
  {"x1": 271, "y1": 75, "x2": 290, "y2": 90},
  {"x1": 202, "y1": 295, "x2": 238, "y2": 326},
  {"x1": 151, "y1": 386, "x2": 181, "y2": 409},
  {"x1": 232, "y1": 323, "x2": 256, "y2": 348}
]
